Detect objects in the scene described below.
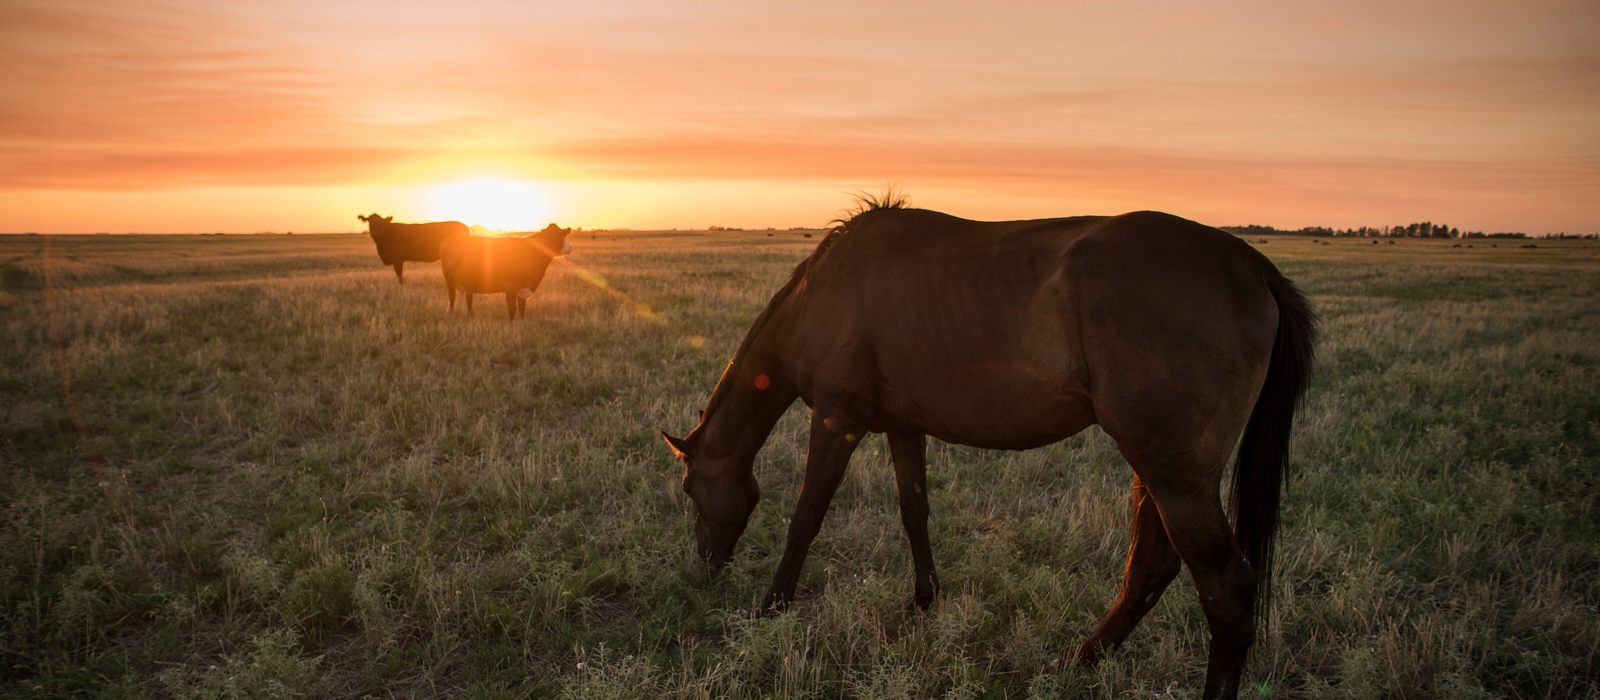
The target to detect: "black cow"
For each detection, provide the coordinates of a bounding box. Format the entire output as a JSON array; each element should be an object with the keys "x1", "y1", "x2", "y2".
[{"x1": 358, "y1": 213, "x2": 469, "y2": 283}]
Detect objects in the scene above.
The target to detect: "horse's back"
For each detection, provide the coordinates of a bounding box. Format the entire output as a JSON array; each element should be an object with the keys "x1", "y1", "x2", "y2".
[
  {"x1": 823, "y1": 209, "x2": 1279, "y2": 350},
  {"x1": 785, "y1": 209, "x2": 1282, "y2": 450}
]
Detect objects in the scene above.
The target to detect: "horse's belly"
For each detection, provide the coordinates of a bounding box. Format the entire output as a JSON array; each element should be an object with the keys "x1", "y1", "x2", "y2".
[{"x1": 883, "y1": 363, "x2": 1096, "y2": 450}]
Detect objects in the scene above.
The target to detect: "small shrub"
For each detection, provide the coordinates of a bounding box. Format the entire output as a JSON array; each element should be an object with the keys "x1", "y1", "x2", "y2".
[
  {"x1": 281, "y1": 560, "x2": 355, "y2": 638},
  {"x1": 164, "y1": 628, "x2": 324, "y2": 700}
]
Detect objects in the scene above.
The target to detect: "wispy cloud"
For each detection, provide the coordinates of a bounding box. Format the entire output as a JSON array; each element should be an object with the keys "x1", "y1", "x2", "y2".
[
  {"x1": 0, "y1": 146, "x2": 426, "y2": 190},
  {"x1": 1, "y1": 0, "x2": 1596, "y2": 231}
]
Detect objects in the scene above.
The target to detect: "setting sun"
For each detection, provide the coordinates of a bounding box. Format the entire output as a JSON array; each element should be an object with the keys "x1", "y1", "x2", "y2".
[{"x1": 430, "y1": 179, "x2": 550, "y2": 231}]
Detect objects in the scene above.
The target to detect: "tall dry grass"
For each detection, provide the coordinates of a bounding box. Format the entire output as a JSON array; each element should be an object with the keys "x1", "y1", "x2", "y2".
[{"x1": 0, "y1": 232, "x2": 1595, "y2": 698}]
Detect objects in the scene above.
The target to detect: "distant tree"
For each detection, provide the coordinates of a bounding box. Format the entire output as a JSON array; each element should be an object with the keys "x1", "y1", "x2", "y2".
[
  {"x1": 1222, "y1": 221, "x2": 1512, "y2": 240},
  {"x1": 1220, "y1": 225, "x2": 1284, "y2": 238}
]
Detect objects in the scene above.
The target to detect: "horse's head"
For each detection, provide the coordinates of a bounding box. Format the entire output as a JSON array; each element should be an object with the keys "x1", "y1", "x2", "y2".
[{"x1": 662, "y1": 431, "x2": 758, "y2": 570}]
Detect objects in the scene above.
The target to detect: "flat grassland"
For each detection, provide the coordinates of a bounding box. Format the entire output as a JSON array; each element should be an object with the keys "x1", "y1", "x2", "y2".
[{"x1": 1, "y1": 231, "x2": 1596, "y2": 698}]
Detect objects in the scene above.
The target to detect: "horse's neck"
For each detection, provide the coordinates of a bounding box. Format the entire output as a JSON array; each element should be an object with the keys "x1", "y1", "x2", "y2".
[{"x1": 696, "y1": 355, "x2": 798, "y2": 459}]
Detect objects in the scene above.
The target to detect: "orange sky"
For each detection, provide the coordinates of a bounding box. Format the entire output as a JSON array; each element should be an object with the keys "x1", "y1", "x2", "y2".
[{"x1": 3, "y1": 0, "x2": 1597, "y2": 233}]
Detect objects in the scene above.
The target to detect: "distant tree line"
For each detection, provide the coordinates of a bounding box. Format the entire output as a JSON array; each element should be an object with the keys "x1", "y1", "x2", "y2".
[{"x1": 1216, "y1": 222, "x2": 1588, "y2": 240}]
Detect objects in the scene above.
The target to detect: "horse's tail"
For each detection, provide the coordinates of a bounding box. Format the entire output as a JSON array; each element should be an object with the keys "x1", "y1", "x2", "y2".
[{"x1": 1229, "y1": 271, "x2": 1317, "y2": 631}]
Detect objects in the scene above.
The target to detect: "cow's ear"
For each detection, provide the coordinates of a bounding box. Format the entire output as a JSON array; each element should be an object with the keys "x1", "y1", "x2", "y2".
[
  {"x1": 358, "y1": 214, "x2": 368, "y2": 222},
  {"x1": 662, "y1": 432, "x2": 690, "y2": 459},
  {"x1": 383, "y1": 216, "x2": 393, "y2": 223}
]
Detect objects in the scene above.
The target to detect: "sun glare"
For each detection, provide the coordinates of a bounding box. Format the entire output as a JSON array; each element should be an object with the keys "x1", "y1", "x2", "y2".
[{"x1": 430, "y1": 179, "x2": 549, "y2": 231}]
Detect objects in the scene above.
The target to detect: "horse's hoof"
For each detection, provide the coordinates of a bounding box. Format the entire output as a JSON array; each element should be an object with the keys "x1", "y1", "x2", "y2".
[
  {"x1": 760, "y1": 592, "x2": 791, "y2": 615},
  {"x1": 1073, "y1": 642, "x2": 1106, "y2": 667}
]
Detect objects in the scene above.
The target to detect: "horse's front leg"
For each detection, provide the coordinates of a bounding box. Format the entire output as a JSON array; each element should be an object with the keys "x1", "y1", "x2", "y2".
[
  {"x1": 762, "y1": 411, "x2": 862, "y2": 611},
  {"x1": 887, "y1": 431, "x2": 940, "y2": 610}
]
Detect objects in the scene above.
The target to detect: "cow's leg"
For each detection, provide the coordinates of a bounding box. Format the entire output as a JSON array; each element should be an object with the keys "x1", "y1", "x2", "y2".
[
  {"x1": 1076, "y1": 474, "x2": 1182, "y2": 664},
  {"x1": 446, "y1": 279, "x2": 457, "y2": 311},
  {"x1": 394, "y1": 261, "x2": 405, "y2": 283},
  {"x1": 517, "y1": 296, "x2": 527, "y2": 318},
  {"x1": 465, "y1": 293, "x2": 473, "y2": 313},
  {"x1": 763, "y1": 410, "x2": 861, "y2": 611},
  {"x1": 505, "y1": 293, "x2": 516, "y2": 321},
  {"x1": 887, "y1": 431, "x2": 940, "y2": 610}
]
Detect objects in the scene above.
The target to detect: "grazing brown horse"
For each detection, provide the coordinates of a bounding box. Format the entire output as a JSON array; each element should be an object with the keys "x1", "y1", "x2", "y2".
[
  {"x1": 439, "y1": 224, "x2": 573, "y2": 320},
  {"x1": 358, "y1": 213, "x2": 469, "y2": 283},
  {"x1": 663, "y1": 203, "x2": 1315, "y2": 700}
]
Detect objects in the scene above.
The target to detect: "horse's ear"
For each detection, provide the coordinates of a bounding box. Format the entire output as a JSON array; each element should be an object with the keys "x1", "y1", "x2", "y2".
[{"x1": 662, "y1": 432, "x2": 690, "y2": 458}]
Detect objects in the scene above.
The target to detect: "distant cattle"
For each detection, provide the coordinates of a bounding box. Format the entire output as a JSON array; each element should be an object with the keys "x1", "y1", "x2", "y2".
[
  {"x1": 358, "y1": 213, "x2": 469, "y2": 283},
  {"x1": 440, "y1": 224, "x2": 574, "y2": 320}
]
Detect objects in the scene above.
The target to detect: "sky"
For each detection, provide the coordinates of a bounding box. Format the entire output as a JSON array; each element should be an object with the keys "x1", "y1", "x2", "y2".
[{"x1": 2, "y1": 0, "x2": 1597, "y2": 233}]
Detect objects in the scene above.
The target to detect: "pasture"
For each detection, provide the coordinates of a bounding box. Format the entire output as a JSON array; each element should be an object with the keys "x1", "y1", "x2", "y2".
[{"x1": 1, "y1": 230, "x2": 1596, "y2": 698}]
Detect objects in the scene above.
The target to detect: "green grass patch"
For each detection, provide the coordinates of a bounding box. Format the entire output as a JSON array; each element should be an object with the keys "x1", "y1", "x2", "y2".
[{"x1": 1, "y1": 232, "x2": 1596, "y2": 697}]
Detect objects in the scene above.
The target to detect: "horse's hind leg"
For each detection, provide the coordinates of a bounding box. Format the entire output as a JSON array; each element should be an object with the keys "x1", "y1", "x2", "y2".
[
  {"x1": 1093, "y1": 394, "x2": 1261, "y2": 698},
  {"x1": 1144, "y1": 477, "x2": 1258, "y2": 700},
  {"x1": 887, "y1": 431, "x2": 940, "y2": 610},
  {"x1": 1076, "y1": 473, "x2": 1182, "y2": 664}
]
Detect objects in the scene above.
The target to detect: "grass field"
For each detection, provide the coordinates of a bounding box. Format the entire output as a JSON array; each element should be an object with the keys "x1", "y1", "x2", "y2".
[{"x1": 1, "y1": 230, "x2": 1597, "y2": 698}]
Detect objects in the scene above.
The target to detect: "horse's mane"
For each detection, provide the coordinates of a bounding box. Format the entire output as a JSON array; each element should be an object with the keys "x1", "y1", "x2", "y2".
[
  {"x1": 831, "y1": 185, "x2": 911, "y2": 226},
  {"x1": 693, "y1": 190, "x2": 909, "y2": 432}
]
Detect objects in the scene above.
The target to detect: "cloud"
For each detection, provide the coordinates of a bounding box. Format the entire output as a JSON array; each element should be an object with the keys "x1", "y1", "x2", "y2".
[
  {"x1": 551, "y1": 133, "x2": 1598, "y2": 198},
  {"x1": 0, "y1": 2, "x2": 376, "y2": 176},
  {"x1": 0, "y1": 145, "x2": 425, "y2": 190},
  {"x1": 1, "y1": 0, "x2": 1595, "y2": 232}
]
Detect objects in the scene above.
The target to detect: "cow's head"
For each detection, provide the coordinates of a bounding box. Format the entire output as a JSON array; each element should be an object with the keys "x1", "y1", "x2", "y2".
[
  {"x1": 530, "y1": 223, "x2": 574, "y2": 257},
  {"x1": 357, "y1": 214, "x2": 393, "y2": 232}
]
